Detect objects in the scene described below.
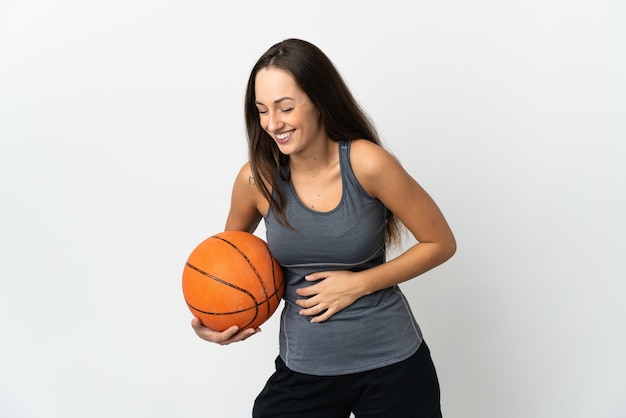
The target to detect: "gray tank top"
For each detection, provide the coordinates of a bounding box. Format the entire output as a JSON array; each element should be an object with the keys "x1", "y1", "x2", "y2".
[{"x1": 264, "y1": 140, "x2": 423, "y2": 375}]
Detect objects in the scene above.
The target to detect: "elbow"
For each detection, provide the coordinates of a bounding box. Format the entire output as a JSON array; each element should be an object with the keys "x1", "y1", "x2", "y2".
[
  {"x1": 442, "y1": 235, "x2": 457, "y2": 263},
  {"x1": 448, "y1": 240, "x2": 457, "y2": 261}
]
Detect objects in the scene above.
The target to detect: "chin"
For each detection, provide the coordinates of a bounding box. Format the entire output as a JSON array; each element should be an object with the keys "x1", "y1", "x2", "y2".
[{"x1": 275, "y1": 141, "x2": 296, "y2": 156}]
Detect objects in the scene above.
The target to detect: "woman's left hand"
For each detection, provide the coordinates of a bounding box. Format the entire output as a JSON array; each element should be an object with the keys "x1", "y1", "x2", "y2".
[{"x1": 295, "y1": 270, "x2": 365, "y2": 323}]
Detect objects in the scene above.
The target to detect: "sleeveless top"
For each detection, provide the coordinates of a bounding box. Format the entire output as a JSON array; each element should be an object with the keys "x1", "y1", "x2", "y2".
[{"x1": 264, "y1": 140, "x2": 423, "y2": 376}]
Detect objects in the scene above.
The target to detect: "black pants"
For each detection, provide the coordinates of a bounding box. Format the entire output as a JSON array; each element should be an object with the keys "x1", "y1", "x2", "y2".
[{"x1": 253, "y1": 342, "x2": 442, "y2": 418}]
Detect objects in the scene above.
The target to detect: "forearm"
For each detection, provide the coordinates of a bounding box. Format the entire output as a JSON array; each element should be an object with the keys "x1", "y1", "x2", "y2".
[
  {"x1": 358, "y1": 241, "x2": 456, "y2": 296},
  {"x1": 296, "y1": 240, "x2": 455, "y2": 323}
]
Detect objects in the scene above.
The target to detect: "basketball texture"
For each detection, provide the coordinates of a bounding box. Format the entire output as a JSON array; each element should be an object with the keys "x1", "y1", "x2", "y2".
[{"x1": 182, "y1": 231, "x2": 284, "y2": 331}]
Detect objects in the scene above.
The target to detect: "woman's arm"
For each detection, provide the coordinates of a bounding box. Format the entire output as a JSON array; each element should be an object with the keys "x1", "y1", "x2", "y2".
[
  {"x1": 296, "y1": 140, "x2": 456, "y2": 322},
  {"x1": 225, "y1": 162, "x2": 266, "y2": 232},
  {"x1": 352, "y1": 139, "x2": 456, "y2": 287},
  {"x1": 191, "y1": 162, "x2": 268, "y2": 344}
]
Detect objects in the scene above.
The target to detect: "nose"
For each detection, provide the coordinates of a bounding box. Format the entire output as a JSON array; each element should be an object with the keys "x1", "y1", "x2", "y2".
[{"x1": 266, "y1": 110, "x2": 284, "y2": 132}]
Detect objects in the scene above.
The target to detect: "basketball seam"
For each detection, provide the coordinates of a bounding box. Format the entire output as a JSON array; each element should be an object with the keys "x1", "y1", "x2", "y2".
[
  {"x1": 184, "y1": 262, "x2": 259, "y2": 327},
  {"x1": 184, "y1": 261, "x2": 283, "y2": 315},
  {"x1": 183, "y1": 232, "x2": 284, "y2": 330},
  {"x1": 212, "y1": 235, "x2": 273, "y2": 320}
]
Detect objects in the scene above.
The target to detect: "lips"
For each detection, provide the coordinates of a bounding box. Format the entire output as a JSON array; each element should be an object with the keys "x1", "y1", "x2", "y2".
[{"x1": 275, "y1": 130, "x2": 294, "y2": 144}]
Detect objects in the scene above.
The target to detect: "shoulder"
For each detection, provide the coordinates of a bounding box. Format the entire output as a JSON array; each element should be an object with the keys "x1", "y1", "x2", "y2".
[
  {"x1": 349, "y1": 139, "x2": 405, "y2": 196},
  {"x1": 235, "y1": 161, "x2": 272, "y2": 195},
  {"x1": 232, "y1": 161, "x2": 269, "y2": 202},
  {"x1": 349, "y1": 137, "x2": 396, "y2": 158},
  {"x1": 234, "y1": 161, "x2": 256, "y2": 186},
  {"x1": 226, "y1": 161, "x2": 268, "y2": 231}
]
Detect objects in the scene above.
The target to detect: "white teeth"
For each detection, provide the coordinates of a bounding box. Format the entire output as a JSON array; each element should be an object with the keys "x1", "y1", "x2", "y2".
[{"x1": 276, "y1": 130, "x2": 293, "y2": 140}]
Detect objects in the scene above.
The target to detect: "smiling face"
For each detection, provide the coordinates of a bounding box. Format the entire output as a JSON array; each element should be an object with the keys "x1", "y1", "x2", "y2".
[{"x1": 254, "y1": 67, "x2": 327, "y2": 156}]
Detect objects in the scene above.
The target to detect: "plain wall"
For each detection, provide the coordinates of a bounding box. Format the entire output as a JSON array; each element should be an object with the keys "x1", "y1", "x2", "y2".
[{"x1": 1, "y1": 1, "x2": 624, "y2": 417}]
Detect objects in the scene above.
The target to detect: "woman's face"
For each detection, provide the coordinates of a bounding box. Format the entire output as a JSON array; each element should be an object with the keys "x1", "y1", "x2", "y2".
[{"x1": 254, "y1": 67, "x2": 326, "y2": 155}]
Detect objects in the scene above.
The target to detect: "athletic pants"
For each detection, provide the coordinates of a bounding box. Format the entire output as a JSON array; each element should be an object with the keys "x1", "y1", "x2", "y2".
[{"x1": 253, "y1": 341, "x2": 442, "y2": 418}]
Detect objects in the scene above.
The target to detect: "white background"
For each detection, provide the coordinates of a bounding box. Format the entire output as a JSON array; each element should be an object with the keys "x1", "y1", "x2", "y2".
[{"x1": 1, "y1": 1, "x2": 625, "y2": 417}]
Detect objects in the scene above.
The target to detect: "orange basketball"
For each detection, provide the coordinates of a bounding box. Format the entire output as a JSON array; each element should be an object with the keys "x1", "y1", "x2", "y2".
[{"x1": 182, "y1": 231, "x2": 284, "y2": 331}]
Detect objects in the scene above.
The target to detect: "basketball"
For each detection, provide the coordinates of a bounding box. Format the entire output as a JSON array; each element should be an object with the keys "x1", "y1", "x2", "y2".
[{"x1": 182, "y1": 231, "x2": 284, "y2": 331}]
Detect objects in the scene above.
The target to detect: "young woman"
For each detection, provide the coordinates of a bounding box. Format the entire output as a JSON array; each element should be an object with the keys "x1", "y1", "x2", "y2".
[{"x1": 192, "y1": 38, "x2": 456, "y2": 418}]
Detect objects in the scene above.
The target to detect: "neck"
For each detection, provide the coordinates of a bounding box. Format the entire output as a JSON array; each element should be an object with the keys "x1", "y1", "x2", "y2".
[{"x1": 289, "y1": 139, "x2": 338, "y2": 174}]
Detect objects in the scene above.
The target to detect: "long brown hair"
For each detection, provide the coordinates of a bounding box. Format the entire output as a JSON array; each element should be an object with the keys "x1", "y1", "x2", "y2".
[{"x1": 244, "y1": 38, "x2": 403, "y2": 247}]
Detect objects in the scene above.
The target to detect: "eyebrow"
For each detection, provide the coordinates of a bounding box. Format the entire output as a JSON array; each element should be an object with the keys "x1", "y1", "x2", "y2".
[{"x1": 255, "y1": 97, "x2": 295, "y2": 106}]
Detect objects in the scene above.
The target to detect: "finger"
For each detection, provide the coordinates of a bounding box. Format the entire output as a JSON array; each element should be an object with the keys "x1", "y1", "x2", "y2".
[
  {"x1": 190, "y1": 316, "x2": 203, "y2": 329},
  {"x1": 298, "y1": 303, "x2": 327, "y2": 317},
  {"x1": 310, "y1": 309, "x2": 334, "y2": 323},
  {"x1": 295, "y1": 285, "x2": 318, "y2": 297},
  {"x1": 304, "y1": 272, "x2": 327, "y2": 282},
  {"x1": 219, "y1": 325, "x2": 242, "y2": 339},
  {"x1": 220, "y1": 327, "x2": 261, "y2": 345},
  {"x1": 296, "y1": 292, "x2": 324, "y2": 307},
  {"x1": 192, "y1": 320, "x2": 239, "y2": 338},
  {"x1": 195, "y1": 326, "x2": 238, "y2": 343},
  {"x1": 191, "y1": 317, "x2": 241, "y2": 343}
]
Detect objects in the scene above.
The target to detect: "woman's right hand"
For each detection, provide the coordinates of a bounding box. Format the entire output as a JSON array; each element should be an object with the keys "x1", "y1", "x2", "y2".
[{"x1": 191, "y1": 317, "x2": 261, "y2": 346}]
